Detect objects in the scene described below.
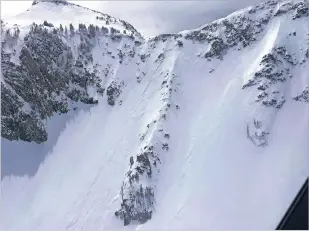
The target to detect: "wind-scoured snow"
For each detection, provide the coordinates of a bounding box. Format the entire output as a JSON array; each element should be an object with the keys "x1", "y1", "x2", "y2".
[{"x1": 1, "y1": 0, "x2": 308, "y2": 230}]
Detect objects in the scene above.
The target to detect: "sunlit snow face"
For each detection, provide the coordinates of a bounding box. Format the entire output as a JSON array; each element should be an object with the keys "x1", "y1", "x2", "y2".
[{"x1": 2, "y1": 0, "x2": 266, "y2": 36}]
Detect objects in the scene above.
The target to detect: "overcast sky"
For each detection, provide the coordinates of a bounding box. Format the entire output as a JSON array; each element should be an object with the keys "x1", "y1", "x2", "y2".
[{"x1": 1, "y1": 0, "x2": 264, "y2": 36}]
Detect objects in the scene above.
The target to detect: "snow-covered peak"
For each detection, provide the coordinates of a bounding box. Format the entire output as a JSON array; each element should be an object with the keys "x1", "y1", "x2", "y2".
[
  {"x1": 4, "y1": 0, "x2": 142, "y2": 38},
  {"x1": 182, "y1": 0, "x2": 308, "y2": 35},
  {"x1": 32, "y1": 0, "x2": 68, "y2": 5}
]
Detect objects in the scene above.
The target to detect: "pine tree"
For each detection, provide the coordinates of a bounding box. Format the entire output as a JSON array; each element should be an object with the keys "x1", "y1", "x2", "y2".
[
  {"x1": 88, "y1": 24, "x2": 95, "y2": 37},
  {"x1": 69, "y1": 23, "x2": 74, "y2": 32},
  {"x1": 101, "y1": 26, "x2": 108, "y2": 34}
]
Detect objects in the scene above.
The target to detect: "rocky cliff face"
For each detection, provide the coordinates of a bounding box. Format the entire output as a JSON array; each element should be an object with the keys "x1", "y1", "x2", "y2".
[{"x1": 1, "y1": 0, "x2": 308, "y2": 227}]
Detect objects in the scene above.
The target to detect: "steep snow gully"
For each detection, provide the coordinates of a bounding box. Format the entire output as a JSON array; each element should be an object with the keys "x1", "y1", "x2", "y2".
[{"x1": 1, "y1": 0, "x2": 308, "y2": 230}]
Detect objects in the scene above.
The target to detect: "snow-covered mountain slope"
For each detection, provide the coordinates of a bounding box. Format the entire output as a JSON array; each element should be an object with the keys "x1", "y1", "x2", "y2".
[
  {"x1": 4, "y1": 0, "x2": 141, "y2": 38},
  {"x1": 1, "y1": 0, "x2": 308, "y2": 229},
  {"x1": 1, "y1": 0, "x2": 143, "y2": 145}
]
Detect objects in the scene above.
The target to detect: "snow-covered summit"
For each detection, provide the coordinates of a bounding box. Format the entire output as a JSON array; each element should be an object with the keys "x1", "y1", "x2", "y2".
[
  {"x1": 4, "y1": 0, "x2": 142, "y2": 38},
  {"x1": 32, "y1": 0, "x2": 68, "y2": 5}
]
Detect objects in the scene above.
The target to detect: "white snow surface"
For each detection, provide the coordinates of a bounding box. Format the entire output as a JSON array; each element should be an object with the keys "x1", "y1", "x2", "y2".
[{"x1": 1, "y1": 0, "x2": 308, "y2": 230}]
